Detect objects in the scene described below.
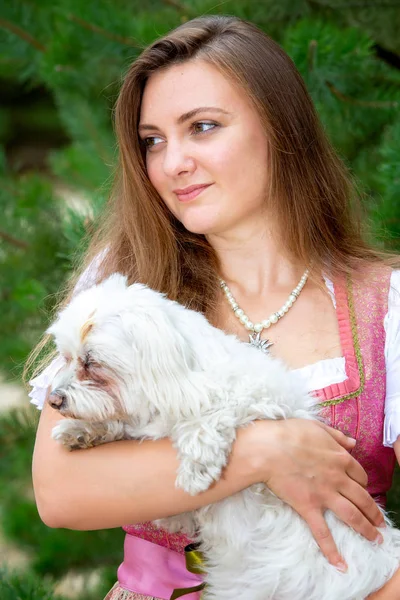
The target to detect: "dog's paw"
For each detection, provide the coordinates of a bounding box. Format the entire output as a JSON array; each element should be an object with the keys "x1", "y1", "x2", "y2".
[
  {"x1": 172, "y1": 418, "x2": 236, "y2": 495},
  {"x1": 176, "y1": 459, "x2": 223, "y2": 495},
  {"x1": 51, "y1": 419, "x2": 95, "y2": 450}
]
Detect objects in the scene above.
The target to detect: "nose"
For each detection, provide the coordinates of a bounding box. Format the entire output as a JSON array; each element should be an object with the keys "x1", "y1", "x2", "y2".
[
  {"x1": 48, "y1": 390, "x2": 67, "y2": 410},
  {"x1": 163, "y1": 140, "x2": 196, "y2": 178}
]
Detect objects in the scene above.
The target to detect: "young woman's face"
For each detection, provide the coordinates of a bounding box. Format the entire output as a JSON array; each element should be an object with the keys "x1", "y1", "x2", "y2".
[{"x1": 139, "y1": 59, "x2": 270, "y2": 237}]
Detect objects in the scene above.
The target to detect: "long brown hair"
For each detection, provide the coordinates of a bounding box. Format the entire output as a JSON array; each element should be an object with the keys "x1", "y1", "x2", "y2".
[{"x1": 24, "y1": 14, "x2": 397, "y2": 381}]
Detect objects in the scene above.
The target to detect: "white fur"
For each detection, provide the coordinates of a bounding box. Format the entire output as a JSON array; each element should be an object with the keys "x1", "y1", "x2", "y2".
[{"x1": 47, "y1": 274, "x2": 400, "y2": 600}]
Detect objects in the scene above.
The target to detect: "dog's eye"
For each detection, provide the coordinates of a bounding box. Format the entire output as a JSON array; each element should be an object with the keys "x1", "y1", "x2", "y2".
[{"x1": 83, "y1": 354, "x2": 94, "y2": 369}]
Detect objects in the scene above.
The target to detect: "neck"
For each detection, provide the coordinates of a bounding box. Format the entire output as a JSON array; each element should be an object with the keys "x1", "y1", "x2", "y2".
[{"x1": 207, "y1": 225, "x2": 306, "y2": 296}]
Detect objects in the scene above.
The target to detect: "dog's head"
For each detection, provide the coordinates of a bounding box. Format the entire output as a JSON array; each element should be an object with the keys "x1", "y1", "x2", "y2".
[{"x1": 46, "y1": 274, "x2": 196, "y2": 422}]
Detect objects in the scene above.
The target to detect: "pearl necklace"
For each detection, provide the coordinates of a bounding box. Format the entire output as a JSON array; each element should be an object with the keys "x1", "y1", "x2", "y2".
[{"x1": 219, "y1": 268, "x2": 310, "y2": 353}]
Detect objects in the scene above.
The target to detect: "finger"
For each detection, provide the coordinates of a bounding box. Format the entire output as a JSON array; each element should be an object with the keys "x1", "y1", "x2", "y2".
[
  {"x1": 301, "y1": 508, "x2": 346, "y2": 569},
  {"x1": 344, "y1": 454, "x2": 368, "y2": 488},
  {"x1": 316, "y1": 421, "x2": 356, "y2": 451},
  {"x1": 339, "y1": 480, "x2": 386, "y2": 530},
  {"x1": 330, "y1": 493, "x2": 383, "y2": 543},
  {"x1": 316, "y1": 422, "x2": 369, "y2": 487}
]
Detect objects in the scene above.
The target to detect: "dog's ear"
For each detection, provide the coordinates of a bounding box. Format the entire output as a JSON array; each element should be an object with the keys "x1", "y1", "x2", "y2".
[
  {"x1": 121, "y1": 301, "x2": 204, "y2": 413},
  {"x1": 121, "y1": 285, "x2": 198, "y2": 378}
]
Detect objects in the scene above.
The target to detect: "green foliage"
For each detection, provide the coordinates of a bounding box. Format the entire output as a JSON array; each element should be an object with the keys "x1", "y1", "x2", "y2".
[
  {"x1": 0, "y1": 0, "x2": 399, "y2": 597},
  {"x1": 0, "y1": 563, "x2": 118, "y2": 600},
  {"x1": 0, "y1": 0, "x2": 399, "y2": 379},
  {"x1": 387, "y1": 463, "x2": 400, "y2": 529},
  {"x1": 0, "y1": 408, "x2": 124, "y2": 597},
  {"x1": 0, "y1": 173, "x2": 71, "y2": 377},
  {"x1": 0, "y1": 565, "x2": 66, "y2": 600}
]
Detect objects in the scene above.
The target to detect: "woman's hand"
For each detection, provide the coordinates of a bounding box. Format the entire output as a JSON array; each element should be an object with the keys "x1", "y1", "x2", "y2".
[{"x1": 245, "y1": 418, "x2": 385, "y2": 569}]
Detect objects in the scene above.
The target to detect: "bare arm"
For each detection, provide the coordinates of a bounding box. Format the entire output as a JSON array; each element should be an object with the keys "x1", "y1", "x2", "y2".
[
  {"x1": 32, "y1": 398, "x2": 257, "y2": 530},
  {"x1": 367, "y1": 569, "x2": 400, "y2": 599},
  {"x1": 32, "y1": 390, "x2": 383, "y2": 569}
]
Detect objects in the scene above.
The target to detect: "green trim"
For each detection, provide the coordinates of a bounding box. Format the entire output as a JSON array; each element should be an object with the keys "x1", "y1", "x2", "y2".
[
  {"x1": 170, "y1": 546, "x2": 206, "y2": 599},
  {"x1": 317, "y1": 274, "x2": 365, "y2": 407}
]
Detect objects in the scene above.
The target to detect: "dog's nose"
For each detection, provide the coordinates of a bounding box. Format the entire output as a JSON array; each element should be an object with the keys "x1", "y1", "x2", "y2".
[{"x1": 48, "y1": 390, "x2": 67, "y2": 410}]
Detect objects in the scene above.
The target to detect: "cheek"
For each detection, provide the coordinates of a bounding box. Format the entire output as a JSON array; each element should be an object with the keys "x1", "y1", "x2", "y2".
[
  {"x1": 88, "y1": 366, "x2": 115, "y2": 391},
  {"x1": 210, "y1": 128, "x2": 269, "y2": 194},
  {"x1": 76, "y1": 365, "x2": 86, "y2": 381},
  {"x1": 146, "y1": 158, "x2": 178, "y2": 216},
  {"x1": 224, "y1": 134, "x2": 268, "y2": 187},
  {"x1": 76, "y1": 364, "x2": 113, "y2": 393},
  {"x1": 146, "y1": 156, "x2": 163, "y2": 193},
  {"x1": 88, "y1": 368, "x2": 123, "y2": 412}
]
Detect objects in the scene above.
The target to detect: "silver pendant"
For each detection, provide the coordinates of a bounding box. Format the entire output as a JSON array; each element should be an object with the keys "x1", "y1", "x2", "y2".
[{"x1": 248, "y1": 332, "x2": 273, "y2": 354}]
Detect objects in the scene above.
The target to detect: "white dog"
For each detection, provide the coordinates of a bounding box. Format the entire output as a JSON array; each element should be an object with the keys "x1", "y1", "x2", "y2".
[{"x1": 47, "y1": 274, "x2": 400, "y2": 600}]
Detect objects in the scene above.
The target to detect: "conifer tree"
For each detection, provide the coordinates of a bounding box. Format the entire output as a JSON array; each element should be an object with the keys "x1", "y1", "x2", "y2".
[{"x1": 0, "y1": 1, "x2": 399, "y2": 597}]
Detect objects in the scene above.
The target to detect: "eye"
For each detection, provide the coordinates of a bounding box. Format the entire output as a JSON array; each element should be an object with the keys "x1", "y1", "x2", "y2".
[
  {"x1": 141, "y1": 135, "x2": 163, "y2": 150},
  {"x1": 191, "y1": 121, "x2": 218, "y2": 135},
  {"x1": 141, "y1": 121, "x2": 218, "y2": 152},
  {"x1": 83, "y1": 353, "x2": 94, "y2": 369}
]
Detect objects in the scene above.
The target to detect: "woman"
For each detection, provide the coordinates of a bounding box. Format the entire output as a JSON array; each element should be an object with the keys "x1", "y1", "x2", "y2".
[{"x1": 28, "y1": 15, "x2": 400, "y2": 600}]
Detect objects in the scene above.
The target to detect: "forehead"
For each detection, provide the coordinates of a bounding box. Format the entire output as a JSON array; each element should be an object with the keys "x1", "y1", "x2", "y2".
[{"x1": 140, "y1": 59, "x2": 251, "y2": 123}]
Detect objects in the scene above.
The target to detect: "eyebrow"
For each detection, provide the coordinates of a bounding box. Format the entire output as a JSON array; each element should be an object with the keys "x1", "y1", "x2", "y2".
[{"x1": 138, "y1": 106, "x2": 232, "y2": 132}]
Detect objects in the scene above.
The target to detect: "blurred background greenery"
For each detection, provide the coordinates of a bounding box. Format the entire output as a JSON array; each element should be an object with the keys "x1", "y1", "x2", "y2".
[{"x1": 0, "y1": 0, "x2": 399, "y2": 597}]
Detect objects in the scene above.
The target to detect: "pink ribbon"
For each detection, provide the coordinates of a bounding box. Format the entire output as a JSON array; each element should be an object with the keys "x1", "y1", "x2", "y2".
[{"x1": 117, "y1": 534, "x2": 203, "y2": 599}]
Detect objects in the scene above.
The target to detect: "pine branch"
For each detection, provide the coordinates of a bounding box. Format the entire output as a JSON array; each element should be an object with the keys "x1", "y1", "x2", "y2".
[
  {"x1": 0, "y1": 230, "x2": 30, "y2": 249},
  {"x1": 68, "y1": 14, "x2": 140, "y2": 47},
  {"x1": 0, "y1": 407, "x2": 38, "y2": 443},
  {"x1": 374, "y1": 44, "x2": 400, "y2": 71},
  {"x1": 307, "y1": 40, "x2": 318, "y2": 72},
  {"x1": 0, "y1": 18, "x2": 46, "y2": 52},
  {"x1": 162, "y1": 0, "x2": 190, "y2": 11},
  {"x1": 0, "y1": 57, "x2": 25, "y2": 64},
  {"x1": 342, "y1": 1, "x2": 399, "y2": 6},
  {"x1": 326, "y1": 81, "x2": 399, "y2": 108},
  {"x1": 307, "y1": 0, "x2": 400, "y2": 8},
  {"x1": 307, "y1": 40, "x2": 399, "y2": 106}
]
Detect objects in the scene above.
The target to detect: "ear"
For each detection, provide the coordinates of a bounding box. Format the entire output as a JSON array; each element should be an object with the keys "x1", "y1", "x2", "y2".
[
  {"x1": 124, "y1": 303, "x2": 196, "y2": 374},
  {"x1": 120, "y1": 288, "x2": 198, "y2": 396},
  {"x1": 131, "y1": 309, "x2": 208, "y2": 415}
]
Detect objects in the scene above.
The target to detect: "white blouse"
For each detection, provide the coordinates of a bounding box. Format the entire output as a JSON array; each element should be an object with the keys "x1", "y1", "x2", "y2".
[{"x1": 29, "y1": 269, "x2": 400, "y2": 448}]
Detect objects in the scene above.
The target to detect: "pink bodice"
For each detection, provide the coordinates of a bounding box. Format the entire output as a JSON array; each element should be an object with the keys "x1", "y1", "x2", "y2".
[
  {"x1": 123, "y1": 520, "x2": 190, "y2": 554},
  {"x1": 124, "y1": 264, "x2": 396, "y2": 553},
  {"x1": 317, "y1": 264, "x2": 396, "y2": 507}
]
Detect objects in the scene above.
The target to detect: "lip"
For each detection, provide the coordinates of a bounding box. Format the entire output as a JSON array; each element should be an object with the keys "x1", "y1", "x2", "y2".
[{"x1": 173, "y1": 183, "x2": 212, "y2": 202}]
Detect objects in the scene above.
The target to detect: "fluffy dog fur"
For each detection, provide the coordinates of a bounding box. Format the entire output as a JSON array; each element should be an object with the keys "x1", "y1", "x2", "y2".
[{"x1": 47, "y1": 274, "x2": 400, "y2": 600}]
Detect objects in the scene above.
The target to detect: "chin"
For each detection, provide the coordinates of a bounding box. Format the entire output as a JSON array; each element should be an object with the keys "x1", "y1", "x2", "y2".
[
  {"x1": 177, "y1": 211, "x2": 227, "y2": 236},
  {"x1": 182, "y1": 222, "x2": 219, "y2": 235}
]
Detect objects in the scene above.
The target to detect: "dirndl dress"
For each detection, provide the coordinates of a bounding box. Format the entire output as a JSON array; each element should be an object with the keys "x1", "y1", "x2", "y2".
[
  {"x1": 103, "y1": 266, "x2": 399, "y2": 599},
  {"x1": 104, "y1": 582, "x2": 159, "y2": 600},
  {"x1": 102, "y1": 523, "x2": 203, "y2": 600}
]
